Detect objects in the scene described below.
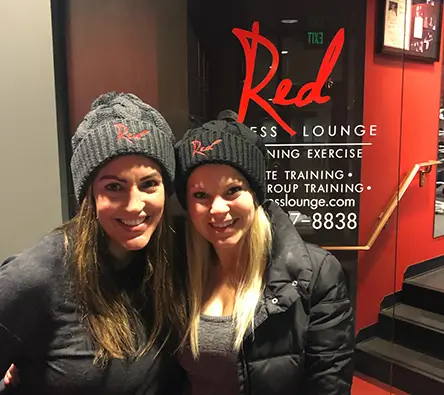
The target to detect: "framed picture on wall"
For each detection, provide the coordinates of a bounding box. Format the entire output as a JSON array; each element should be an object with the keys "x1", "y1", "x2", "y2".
[{"x1": 376, "y1": 0, "x2": 443, "y2": 62}]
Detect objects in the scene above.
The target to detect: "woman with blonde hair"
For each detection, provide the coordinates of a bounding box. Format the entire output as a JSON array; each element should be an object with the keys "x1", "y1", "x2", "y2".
[
  {"x1": 174, "y1": 111, "x2": 355, "y2": 395},
  {"x1": 0, "y1": 92, "x2": 187, "y2": 395}
]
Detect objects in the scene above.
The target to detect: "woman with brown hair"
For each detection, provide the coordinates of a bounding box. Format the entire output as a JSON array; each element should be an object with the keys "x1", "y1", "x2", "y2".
[{"x1": 0, "y1": 92, "x2": 187, "y2": 395}]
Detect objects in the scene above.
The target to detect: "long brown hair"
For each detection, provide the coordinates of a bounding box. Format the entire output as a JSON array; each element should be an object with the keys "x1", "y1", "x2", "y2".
[{"x1": 59, "y1": 190, "x2": 187, "y2": 364}]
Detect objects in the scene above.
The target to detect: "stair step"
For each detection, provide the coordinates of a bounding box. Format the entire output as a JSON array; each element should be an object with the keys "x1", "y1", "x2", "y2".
[
  {"x1": 381, "y1": 303, "x2": 444, "y2": 333},
  {"x1": 358, "y1": 337, "x2": 444, "y2": 380},
  {"x1": 405, "y1": 266, "x2": 444, "y2": 291},
  {"x1": 403, "y1": 268, "x2": 444, "y2": 315},
  {"x1": 356, "y1": 337, "x2": 444, "y2": 394},
  {"x1": 379, "y1": 303, "x2": 444, "y2": 358}
]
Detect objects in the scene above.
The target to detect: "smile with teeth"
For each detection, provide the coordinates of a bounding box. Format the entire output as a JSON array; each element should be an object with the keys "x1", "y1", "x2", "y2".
[
  {"x1": 118, "y1": 217, "x2": 147, "y2": 226},
  {"x1": 210, "y1": 219, "x2": 236, "y2": 228}
]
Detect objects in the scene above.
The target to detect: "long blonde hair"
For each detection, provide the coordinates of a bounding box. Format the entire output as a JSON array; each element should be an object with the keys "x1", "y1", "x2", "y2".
[
  {"x1": 59, "y1": 190, "x2": 187, "y2": 364},
  {"x1": 185, "y1": 205, "x2": 272, "y2": 357}
]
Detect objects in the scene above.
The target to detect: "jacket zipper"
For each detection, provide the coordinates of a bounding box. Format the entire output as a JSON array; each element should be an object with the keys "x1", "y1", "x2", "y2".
[{"x1": 240, "y1": 347, "x2": 250, "y2": 395}]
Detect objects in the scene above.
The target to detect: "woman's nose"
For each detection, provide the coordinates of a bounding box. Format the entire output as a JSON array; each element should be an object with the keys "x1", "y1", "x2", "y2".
[
  {"x1": 126, "y1": 188, "x2": 145, "y2": 213},
  {"x1": 209, "y1": 196, "x2": 229, "y2": 215}
]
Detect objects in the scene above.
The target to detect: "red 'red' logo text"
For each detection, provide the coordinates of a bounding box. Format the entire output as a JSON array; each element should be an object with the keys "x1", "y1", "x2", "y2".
[
  {"x1": 115, "y1": 123, "x2": 150, "y2": 143},
  {"x1": 191, "y1": 139, "x2": 222, "y2": 158},
  {"x1": 232, "y1": 22, "x2": 344, "y2": 136}
]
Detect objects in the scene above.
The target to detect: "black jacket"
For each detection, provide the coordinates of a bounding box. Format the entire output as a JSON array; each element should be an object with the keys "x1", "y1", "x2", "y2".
[{"x1": 236, "y1": 201, "x2": 355, "y2": 395}]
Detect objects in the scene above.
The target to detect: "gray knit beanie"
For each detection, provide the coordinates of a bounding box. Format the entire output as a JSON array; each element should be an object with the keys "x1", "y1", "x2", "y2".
[
  {"x1": 71, "y1": 92, "x2": 175, "y2": 203},
  {"x1": 175, "y1": 110, "x2": 268, "y2": 209}
]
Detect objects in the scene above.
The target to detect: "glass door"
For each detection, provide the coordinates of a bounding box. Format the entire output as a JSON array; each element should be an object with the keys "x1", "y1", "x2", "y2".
[{"x1": 187, "y1": 0, "x2": 405, "y2": 393}]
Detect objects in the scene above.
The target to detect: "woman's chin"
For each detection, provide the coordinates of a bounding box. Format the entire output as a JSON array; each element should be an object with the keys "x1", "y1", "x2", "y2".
[
  {"x1": 210, "y1": 233, "x2": 244, "y2": 250},
  {"x1": 120, "y1": 234, "x2": 152, "y2": 251}
]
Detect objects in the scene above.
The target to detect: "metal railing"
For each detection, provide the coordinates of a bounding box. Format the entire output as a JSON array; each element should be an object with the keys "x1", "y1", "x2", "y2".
[{"x1": 323, "y1": 160, "x2": 441, "y2": 251}]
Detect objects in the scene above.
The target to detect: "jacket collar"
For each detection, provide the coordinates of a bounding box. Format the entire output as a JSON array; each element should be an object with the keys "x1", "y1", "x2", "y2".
[
  {"x1": 252, "y1": 201, "x2": 314, "y2": 327},
  {"x1": 245, "y1": 201, "x2": 313, "y2": 337}
]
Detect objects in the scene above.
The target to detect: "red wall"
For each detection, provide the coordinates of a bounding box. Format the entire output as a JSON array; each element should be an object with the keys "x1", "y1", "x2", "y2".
[{"x1": 357, "y1": 0, "x2": 444, "y2": 331}]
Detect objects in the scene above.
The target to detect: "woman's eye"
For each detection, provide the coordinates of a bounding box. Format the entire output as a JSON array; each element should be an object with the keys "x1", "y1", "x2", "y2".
[
  {"x1": 141, "y1": 180, "x2": 158, "y2": 189},
  {"x1": 227, "y1": 186, "x2": 243, "y2": 195},
  {"x1": 105, "y1": 183, "x2": 123, "y2": 191},
  {"x1": 193, "y1": 191, "x2": 207, "y2": 199}
]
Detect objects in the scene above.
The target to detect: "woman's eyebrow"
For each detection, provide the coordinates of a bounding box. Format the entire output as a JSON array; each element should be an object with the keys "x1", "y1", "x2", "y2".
[{"x1": 97, "y1": 175, "x2": 126, "y2": 183}]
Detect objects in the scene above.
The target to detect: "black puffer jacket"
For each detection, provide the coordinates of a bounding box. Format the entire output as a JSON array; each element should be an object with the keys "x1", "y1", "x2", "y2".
[{"x1": 236, "y1": 201, "x2": 355, "y2": 395}]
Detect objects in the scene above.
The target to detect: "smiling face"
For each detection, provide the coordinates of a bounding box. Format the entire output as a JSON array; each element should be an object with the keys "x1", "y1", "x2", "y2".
[
  {"x1": 92, "y1": 155, "x2": 165, "y2": 260},
  {"x1": 187, "y1": 164, "x2": 256, "y2": 252}
]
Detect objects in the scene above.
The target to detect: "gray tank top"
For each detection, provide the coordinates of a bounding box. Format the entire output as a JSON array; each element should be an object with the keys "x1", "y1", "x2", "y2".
[{"x1": 179, "y1": 314, "x2": 239, "y2": 395}]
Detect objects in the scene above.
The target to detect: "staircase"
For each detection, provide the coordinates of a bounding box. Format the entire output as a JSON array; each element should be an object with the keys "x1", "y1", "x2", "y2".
[{"x1": 356, "y1": 266, "x2": 444, "y2": 395}]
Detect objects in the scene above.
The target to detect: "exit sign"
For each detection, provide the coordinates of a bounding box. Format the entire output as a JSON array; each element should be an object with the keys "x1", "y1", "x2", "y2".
[{"x1": 307, "y1": 32, "x2": 324, "y2": 45}]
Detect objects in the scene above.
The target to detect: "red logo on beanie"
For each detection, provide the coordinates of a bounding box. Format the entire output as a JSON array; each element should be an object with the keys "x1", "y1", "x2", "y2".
[
  {"x1": 191, "y1": 139, "x2": 222, "y2": 157},
  {"x1": 115, "y1": 123, "x2": 150, "y2": 143}
]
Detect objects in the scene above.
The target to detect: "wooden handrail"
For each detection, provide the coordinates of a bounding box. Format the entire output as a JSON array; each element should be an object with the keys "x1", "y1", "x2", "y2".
[{"x1": 322, "y1": 160, "x2": 441, "y2": 251}]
